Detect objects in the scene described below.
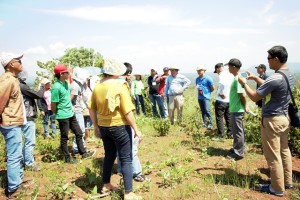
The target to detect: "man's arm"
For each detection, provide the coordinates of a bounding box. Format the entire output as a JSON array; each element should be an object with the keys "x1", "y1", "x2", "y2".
[
  {"x1": 125, "y1": 111, "x2": 142, "y2": 142},
  {"x1": 51, "y1": 102, "x2": 57, "y2": 114},
  {"x1": 20, "y1": 83, "x2": 44, "y2": 99},
  {"x1": 89, "y1": 108, "x2": 101, "y2": 138},
  {"x1": 210, "y1": 85, "x2": 215, "y2": 92},
  {"x1": 0, "y1": 79, "x2": 12, "y2": 115}
]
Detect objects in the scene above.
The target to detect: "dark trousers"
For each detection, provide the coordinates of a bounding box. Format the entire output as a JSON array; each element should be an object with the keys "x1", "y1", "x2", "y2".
[
  {"x1": 134, "y1": 94, "x2": 146, "y2": 115},
  {"x1": 230, "y1": 112, "x2": 245, "y2": 157},
  {"x1": 214, "y1": 100, "x2": 231, "y2": 136},
  {"x1": 57, "y1": 115, "x2": 86, "y2": 157},
  {"x1": 100, "y1": 125, "x2": 133, "y2": 193}
]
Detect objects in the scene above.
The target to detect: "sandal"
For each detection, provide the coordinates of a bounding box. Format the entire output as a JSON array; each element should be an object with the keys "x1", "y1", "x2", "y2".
[{"x1": 133, "y1": 175, "x2": 150, "y2": 182}]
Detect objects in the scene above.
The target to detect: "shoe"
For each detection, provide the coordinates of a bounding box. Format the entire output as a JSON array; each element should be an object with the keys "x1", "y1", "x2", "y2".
[
  {"x1": 82, "y1": 150, "x2": 96, "y2": 159},
  {"x1": 43, "y1": 134, "x2": 51, "y2": 139},
  {"x1": 267, "y1": 178, "x2": 294, "y2": 189},
  {"x1": 7, "y1": 179, "x2": 34, "y2": 198},
  {"x1": 258, "y1": 184, "x2": 283, "y2": 197},
  {"x1": 24, "y1": 162, "x2": 42, "y2": 171},
  {"x1": 133, "y1": 174, "x2": 151, "y2": 182},
  {"x1": 207, "y1": 125, "x2": 212, "y2": 130},
  {"x1": 211, "y1": 136, "x2": 225, "y2": 142},
  {"x1": 201, "y1": 123, "x2": 207, "y2": 128},
  {"x1": 226, "y1": 153, "x2": 244, "y2": 161},
  {"x1": 124, "y1": 192, "x2": 142, "y2": 200},
  {"x1": 65, "y1": 156, "x2": 78, "y2": 164}
]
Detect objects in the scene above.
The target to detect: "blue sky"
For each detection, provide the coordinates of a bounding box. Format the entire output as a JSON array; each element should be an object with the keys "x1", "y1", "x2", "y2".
[{"x1": 1, "y1": 0, "x2": 300, "y2": 76}]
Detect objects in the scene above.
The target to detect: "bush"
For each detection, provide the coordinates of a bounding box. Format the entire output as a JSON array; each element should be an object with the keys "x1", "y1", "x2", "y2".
[{"x1": 153, "y1": 119, "x2": 171, "y2": 136}]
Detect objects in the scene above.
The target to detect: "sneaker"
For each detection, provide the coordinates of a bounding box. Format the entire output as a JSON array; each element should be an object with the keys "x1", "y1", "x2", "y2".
[
  {"x1": 82, "y1": 150, "x2": 96, "y2": 159},
  {"x1": 65, "y1": 156, "x2": 78, "y2": 164},
  {"x1": 207, "y1": 125, "x2": 213, "y2": 130},
  {"x1": 267, "y1": 178, "x2": 294, "y2": 189},
  {"x1": 211, "y1": 136, "x2": 225, "y2": 142},
  {"x1": 201, "y1": 123, "x2": 207, "y2": 128},
  {"x1": 133, "y1": 174, "x2": 151, "y2": 182},
  {"x1": 226, "y1": 153, "x2": 244, "y2": 161},
  {"x1": 258, "y1": 184, "x2": 284, "y2": 197},
  {"x1": 24, "y1": 162, "x2": 42, "y2": 171}
]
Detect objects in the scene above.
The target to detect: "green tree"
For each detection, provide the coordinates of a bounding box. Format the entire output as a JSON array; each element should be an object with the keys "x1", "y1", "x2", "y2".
[{"x1": 58, "y1": 47, "x2": 103, "y2": 68}]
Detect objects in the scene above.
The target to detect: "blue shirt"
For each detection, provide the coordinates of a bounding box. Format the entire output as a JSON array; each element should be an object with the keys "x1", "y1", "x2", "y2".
[
  {"x1": 195, "y1": 75, "x2": 214, "y2": 100},
  {"x1": 164, "y1": 74, "x2": 191, "y2": 96}
]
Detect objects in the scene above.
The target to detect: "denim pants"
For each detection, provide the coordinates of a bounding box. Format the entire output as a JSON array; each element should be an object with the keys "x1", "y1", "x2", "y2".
[
  {"x1": 149, "y1": 94, "x2": 159, "y2": 117},
  {"x1": 198, "y1": 99, "x2": 213, "y2": 126},
  {"x1": 0, "y1": 125, "x2": 23, "y2": 192},
  {"x1": 42, "y1": 110, "x2": 57, "y2": 136},
  {"x1": 230, "y1": 112, "x2": 245, "y2": 157},
  {"x1": 57, "y1": 114, "x2": 86, "y2": 157},
  {"x1": 22, "y1": 120, "x2": 36, "y2": 166},
  {"x1": 72, "y1": 113, "x2": 86, "y2": 154},
  {"x1": 214, "y1": 100, "x2": 231, "y2": 136},
  {"x1": 100, "y1": 125, "x2": 133, "y2": 193},
  {"x1": 134, "y1": 94, "x2": 146, "y2": 115},
  {"x1": 156, "y1": 94, "x2": 168, "y2": 118},
  {"x1": 117, "y1": 128, "x2": 142, "y2": 177},
  {"x1": 261, "y1": 115, "x2": 292, "y2": 192}
]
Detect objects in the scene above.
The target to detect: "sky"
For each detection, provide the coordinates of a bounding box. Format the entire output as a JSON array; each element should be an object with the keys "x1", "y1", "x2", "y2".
[{"x1": 1, "y1": 0, "x2": 300, "y2": 77}]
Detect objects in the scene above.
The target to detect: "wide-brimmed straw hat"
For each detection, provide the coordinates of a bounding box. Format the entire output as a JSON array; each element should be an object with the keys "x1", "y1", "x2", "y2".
[{"x1": 102, "y1": 58, "x2": 127, "y2": 76}]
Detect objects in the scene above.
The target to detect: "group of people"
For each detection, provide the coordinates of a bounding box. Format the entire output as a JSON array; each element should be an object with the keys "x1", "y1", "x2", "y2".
[{"x1": 0, "y1": 45, "x2": 296, "y2": 198}]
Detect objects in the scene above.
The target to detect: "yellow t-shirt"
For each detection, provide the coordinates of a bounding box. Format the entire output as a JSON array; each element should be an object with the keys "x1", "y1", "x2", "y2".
[{"x1": 89, "y1": 79, "x2": 135, "y2": 127}]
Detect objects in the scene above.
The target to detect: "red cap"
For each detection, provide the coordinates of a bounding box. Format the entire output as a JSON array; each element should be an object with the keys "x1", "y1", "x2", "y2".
[{"x1": 54, "y1": 64, "x2": 69, "y2": 74}]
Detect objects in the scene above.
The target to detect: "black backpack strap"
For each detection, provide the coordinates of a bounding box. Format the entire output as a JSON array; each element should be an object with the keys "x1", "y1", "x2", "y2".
[{"x1": 276, "y1": 71, "x2": 297, "y2": 109}]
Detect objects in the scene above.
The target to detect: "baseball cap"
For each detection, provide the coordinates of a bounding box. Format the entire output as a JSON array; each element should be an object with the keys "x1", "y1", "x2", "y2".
[
  {"x1": 255, "y1": 64, "x2": 266, "y2": 70},
  {"x1": 214, "y1": 63, "x2": 223, "y2": 73},
  {"x1": 163, "y1": 67, "x2": 169, "y2": 71},
  {"x1": 225, "y1": 58, "x2": 242, "y2": 68},
  {"x1": 54, "y1": 64, "x2": 69, "y2": 74},
  {"x1": 0, "y1": 53, "x2": 23, "y2": 68},
  {"x1": 196, "y1": 66, "x2": 207, "y2": 71}
]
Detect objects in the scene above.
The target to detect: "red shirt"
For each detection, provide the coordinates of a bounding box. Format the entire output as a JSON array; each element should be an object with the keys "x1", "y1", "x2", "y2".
[{"x1": 156, "y1": 75, "x2": 168, "y2": 96}]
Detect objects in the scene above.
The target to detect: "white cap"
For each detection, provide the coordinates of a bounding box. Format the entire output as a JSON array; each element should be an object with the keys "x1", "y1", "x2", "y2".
[
  {"x1": 196, "y1": 66, "x2": 207, "y2": 71},
  {"x1": 0, "y1": 53, "x2": 23, "y2": 67}
]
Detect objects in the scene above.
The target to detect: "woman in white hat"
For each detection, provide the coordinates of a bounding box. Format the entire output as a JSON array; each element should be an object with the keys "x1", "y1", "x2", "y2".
[
  {"x1": 131, "y1": 72, "x2": 146, "y2": 115},
  {"x1": 89, "y1": 58, "x2": 142, "y2": 200}
]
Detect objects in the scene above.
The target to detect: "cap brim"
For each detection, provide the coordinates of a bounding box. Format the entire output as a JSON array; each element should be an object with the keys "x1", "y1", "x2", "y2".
[{"x1": 15, "y1": 54, "x2": 23, "y2": 60}]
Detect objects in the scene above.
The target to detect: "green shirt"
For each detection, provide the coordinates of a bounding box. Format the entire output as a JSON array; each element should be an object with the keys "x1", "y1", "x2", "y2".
[
  {"x1": 131, "y1": 80, "x2": 145, "y2": 95},
  {"x1": 51, "y1": 80, "x2": 74, "y2": 119},
  {"x1": 229, "y1": 76, "x2": 245, "y2": 113}
]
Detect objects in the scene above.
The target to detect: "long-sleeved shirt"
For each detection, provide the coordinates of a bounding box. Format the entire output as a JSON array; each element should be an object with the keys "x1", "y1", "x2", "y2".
[
  {"x1": 0, "y1": 72, "x2": 25, "y2": 126},
  {"x1": 164, "y1": 74, "x2": 191, "y2": 96}
]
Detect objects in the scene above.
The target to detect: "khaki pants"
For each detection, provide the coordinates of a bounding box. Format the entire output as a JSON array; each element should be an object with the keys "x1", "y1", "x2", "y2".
[
  {"x1": 168, "y1": 95, "x2": 184, "y2": 124},
  {"x1": 261, "y1": 115, "x2": 292, "y2": 192}
]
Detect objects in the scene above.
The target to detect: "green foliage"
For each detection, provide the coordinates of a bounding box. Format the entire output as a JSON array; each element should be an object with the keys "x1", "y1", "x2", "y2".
[
  {"x1": 49, "y1": 180, "x2": 76, "y2": 200},
  {"x1": 36, "y1": 139, "x2": 63, "y2": 162},
  {"x1": 59, "y1": 47, "x2": 103, "y2": 68},
  {"x1": 153, "y1": 119, "x2": 171, "y2": 136}
]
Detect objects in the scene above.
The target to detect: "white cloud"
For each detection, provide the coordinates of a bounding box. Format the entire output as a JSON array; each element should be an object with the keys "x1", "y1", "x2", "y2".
[
  {"x1": 49, "y1": 42, "x2": 76, "y2": 55},
  {"x1": 260, "y1": 0, "x2": 274, "y2": 15},
  {"x1": 37, "y1": 5, "x2": 201, "y2": 28},
  {"x1": 191, "y1": 27, "x2": 263, "y2": 35},
  {"x1": 25, "y1": 46, "x2": 47, "y2": 55},
  {"x1": 285, "y1": 12, "x2": 300, "y2": 26}
]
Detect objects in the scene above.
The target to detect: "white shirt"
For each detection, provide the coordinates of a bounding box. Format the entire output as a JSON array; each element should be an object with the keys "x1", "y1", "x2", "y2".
[{"x1": 216, "y1": 70, "x2": 233, "y2": 103}]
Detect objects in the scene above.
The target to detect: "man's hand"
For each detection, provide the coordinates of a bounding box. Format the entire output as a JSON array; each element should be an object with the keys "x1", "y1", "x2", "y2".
[
  {"x1": 94, "y1": 126, "x2": 102, "y2": 138},
  {"x1": 134, "y1": 130, "x2": 143, "y2": 143}
]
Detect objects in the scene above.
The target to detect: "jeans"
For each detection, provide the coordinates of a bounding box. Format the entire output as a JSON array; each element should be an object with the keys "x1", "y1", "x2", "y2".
[
  {"x1": 156, "y1": 94, "x2": 168, "y2": 118},
  {"x1": 42, "y1": 110, "x2": 56, "y2": 136},
  {"x1": 214, "y1": 100, "x2": 231, "y2": 136},
  {"x1": 100, "y1": 125, "x2": 133, "y2": 193},
  {"x1": 230, "y1": 112, "x2": 245, "y2": 157},
  {"x1": 198, "y1": 99, "x2": 213, "y2": 126},
  {"x1": 150, "y1": 94, "x2": 167, "y2": 118},
  {"x1": 261, "y1": 115, "x2": 292, "y2": 192},
  {"x1": 72, "y1": 113, "x2": 86, "y2": 154},
  {"x1": 57, "y1": 114, "x2": 86, "y2": 157},
  {"x1": 22, "y1": 121, "x2": 36, "y2": 166},
  {"x1": 134, "y1": 94, "x2": 146, "y2": 115},
  {"x1": 117, "y1": 128, "x2": 142, "y2": 177},
  {"x1": 0, "y1": 125, "x2": 23, "y2": 192}
]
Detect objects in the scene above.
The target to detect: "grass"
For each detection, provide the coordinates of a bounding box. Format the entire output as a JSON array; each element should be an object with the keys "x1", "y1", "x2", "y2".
[{"x1": 0, "y1": 86, "x2": 299, "y2": 199}]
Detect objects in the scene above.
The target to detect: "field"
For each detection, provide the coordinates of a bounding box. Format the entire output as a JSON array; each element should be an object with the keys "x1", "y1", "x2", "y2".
[{"x1": 0, "y1": 86, "x2": 299, "y2": 200}]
